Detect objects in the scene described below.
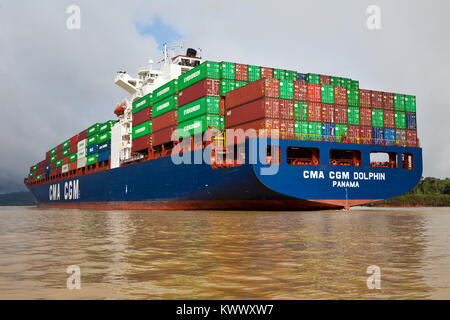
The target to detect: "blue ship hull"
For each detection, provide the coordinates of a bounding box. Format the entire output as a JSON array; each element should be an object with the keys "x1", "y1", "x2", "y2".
[{"x1": 27, "y1": 139, "x2": 423, "y2": 210}]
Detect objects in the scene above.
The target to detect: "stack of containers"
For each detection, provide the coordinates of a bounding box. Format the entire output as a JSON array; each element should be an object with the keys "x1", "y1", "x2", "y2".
[
  {"x1": 77, "y1": 129, "x2": 87, "y2": 169},
  {"x1": 152, "y1": 80, "x2": 179, "y2": 147},
  {"x1": 68, "y1": 134, "x2": 78, "y2": 172},
  {"x1": 405, "y1": 95, "x2": 417, "y2": 147},
  {"x1": 61, "y1": 139, "x2": 70, "y2": 174},
  {"x1": 97, "y1": 120, "x2": 116, "y2": 163},
  {"x1": 132, "y1": 93, "x2": 153, "y2": 153},
  {"x1": 86, "y1": 123, "x2": 100, "y2": 166},
  {"x1": 219, "y1": 62, "x2": 249, "y2": 97}
]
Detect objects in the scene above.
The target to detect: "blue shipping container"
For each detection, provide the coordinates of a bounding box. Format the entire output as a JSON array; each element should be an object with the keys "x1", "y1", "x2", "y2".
[
  {"x1": 322, "y1": 123, "x2": 335, "y2": 142},
  {"x1": 297, "y1": 73, "x2": 307, "y2": 82},
  {"x1": 98, "y1": 141, "x2": 111, "y2": 152},
  {"x1": 97, "y1": 150, "x2": 111, "y2": 163},
  {"x1": 373, "y1": 128, "x2": 384, "y2": 145},
  {"x1": 87, "y1": 144, "x2": 98, "y2": 156},
  {"x1": 384, "y1": 129, "x2": 396, "y2": 146},
  {"x1": 406, "y1": 113, "x2": 417, "y2": 130}
]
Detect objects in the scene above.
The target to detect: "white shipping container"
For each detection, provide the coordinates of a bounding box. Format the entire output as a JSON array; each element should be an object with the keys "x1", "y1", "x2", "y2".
[
  {"x1": 77, "y1": 147, "x2": 86, "y2": 159},
  {"x1": 77, "y1": 139, "x2": 86, "y2": 150},
  {"x1": 77, "y1": 157, "x2": 86, "y2": 169},
  {"x1": 62, "y1": 164, "x2": 69, "y2": 173}
]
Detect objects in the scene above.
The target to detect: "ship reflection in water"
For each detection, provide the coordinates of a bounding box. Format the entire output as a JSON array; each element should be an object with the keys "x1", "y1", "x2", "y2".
[{"x1": 0, "y1": 207, "x2": 449, "y2": 299}]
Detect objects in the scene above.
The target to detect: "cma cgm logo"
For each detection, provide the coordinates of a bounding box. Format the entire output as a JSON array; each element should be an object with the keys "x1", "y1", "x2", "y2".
[{"x1": 49, "y1": 180, "x2": 80, "y2": 201}]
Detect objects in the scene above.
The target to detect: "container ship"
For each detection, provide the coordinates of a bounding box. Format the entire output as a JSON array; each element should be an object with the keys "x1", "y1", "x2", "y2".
[{"x1": 24, "y1": 46, "x2": 422, "y2": 210}]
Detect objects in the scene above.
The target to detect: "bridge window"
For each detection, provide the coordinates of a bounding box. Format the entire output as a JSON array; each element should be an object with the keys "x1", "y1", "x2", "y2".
[
  {"x1": 330, "y1": 149, "x2": 361, "y2": 167},
  {"x1": 402, "y1": 153, "x2": 414, "y2": 170},
  {"x1": 287, "y1": 147, "x2": 320, "y2": 166},
  {"x1": 370, "y1": 152, "x2": 397, "y2": 168}
]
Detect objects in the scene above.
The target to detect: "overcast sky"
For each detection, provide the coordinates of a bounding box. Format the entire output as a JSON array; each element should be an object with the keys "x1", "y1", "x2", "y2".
[{"x1": 0, "y1": 0, "x2": 449, "y2": 193}]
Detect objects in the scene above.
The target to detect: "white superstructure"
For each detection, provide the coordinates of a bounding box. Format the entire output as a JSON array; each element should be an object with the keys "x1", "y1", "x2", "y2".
[{"x1": 113, "y1": 44, "x2": 202, "y2": 166}]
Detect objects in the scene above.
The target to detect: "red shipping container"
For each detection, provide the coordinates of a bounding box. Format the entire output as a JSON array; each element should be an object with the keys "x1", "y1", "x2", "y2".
[
  {"x1": 225, "y1": 98, "x2": 280, "y2": 128},
  {"x1": 62, "y1": 156, "x2": 69, "y2": 165},
  {"x1": 225, "y1": 78, "x2": 279, "y2": 110},
  {"x1": 406, "y1": 130, "x2": 418, "y2": 147},
  {"x1": 235, "y1": 64, "x2": 248, "y2": 81},
  {"x1": 293, "y1": 81, "x2": 308, "y2": 101},
  {"x1": 359, "y1": 89, "x2": 372, "y2": 108},
  {"x1": 279, "y1": 99, "x2": 294, "y2": 120},
  {"x1": 333, "y1": 105, "x2": 348, "y2": 124},
  {"x1": 334, "y1": 86, "x2": 347, "y2": 105},
  {"x1": 131, "y1": 134, "x2": 152, "y2": 153},
  {"x1": 69, "y1": 162, "x2": 77, "y2": 171},
  {"x1": 359, "y1": 126, "x2": 373, "y2": 145},
  {"x1": 178, "y1": 78, "x2": 220, "y2": 106},
  {"x1": 220, "y1": 97, "x2": 225, "y2": 115},
  {"x1": 280, "y1": 120, "x2": 295, "y2": 140},
  {"x1": 56, "y1": 144, "x2": 63, "y2": 153},
  {"x1": 50, "y1": 162, "x2": 56, "y2": 170},
  {"x1": 382, "y1": 92, "x2": 394, "y2": 110},
  {"x1": 153, "y1": 109, "x2": 178, "y2": 131},
  {"x1": 307, "y1": 83, "x2": 321, "y2": 102},
  {"x1": 320, "y1": 75, "x2": 331, "y2": 85},
  {"x1": 348, "y1": 125, "x2": 360, "y2": 144},
  {"x1": 321, "y1": 104, "x2": 334, "y2": 123},
  {"x1": 78, "y1": 129, "x2": 88, "y2": 140},
  {"x1": 45, "y1": 150, "x2": 51, "y2": 160},
  {"x1": 69, "y1": 144, "x2": 77, "y2": 154},
  {"x1": 260, "y1": 67, "x2": 273, "y2": 79},
  {"x1": 360, "y1": 108, "x2": 372, "y2": 126},
  {"x1": 132, "y1": 107, "x2": 152, "y2": 127},
  {"x1": 384, "y1": 110, "x2": 395, "y2": 128},
  {"x1": 308, "y1": 102, "x2": 322, "y2": 122},
  {"x1": 70, "y1": 135, "x2": 78, "y2": 146},
  {"x1": 371, "y1": 91, "x2": 383, "y2": 109},
  {"x1": 55, "y1": 167, "x2": 62, "y2": 175},
  {"x1": 56, "y1": 150, "x2": 62, "y2": 159},
  {"x1": 153, "y1": 125, "x2": 178, "y2": 146},
  {"x1": 226, "y1": 118, "x2": 280, "y2": 144}
]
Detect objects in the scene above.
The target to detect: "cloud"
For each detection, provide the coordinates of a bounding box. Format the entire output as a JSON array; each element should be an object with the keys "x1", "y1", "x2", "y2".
[{"x1": 0, "y1": 0, "x2": 449, "y2": 193}]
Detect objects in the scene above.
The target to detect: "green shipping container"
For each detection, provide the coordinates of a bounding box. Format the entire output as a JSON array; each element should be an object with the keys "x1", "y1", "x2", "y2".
[
  {"x1": 87, "y1": 123, "x2": 100, "y2": 137},
  {"x1": 394, "y1": 94, "x2": 405, "y2": 111},
  {"x1": 178, "y1": 61, "x2": 220, "y2": 91},
  {"x1": 62, "y1": 139, "x2": 70, "y2": 150},
  {"x1": 307, "y1": 73, "x2": 320, "y2": 84},
  {"x1": 86, "y1": 134, "x2": 98, "y2": 146},
  {"x1": 97, "y1": 132, "x2": 111, "y2": 144},
  {"x1": 395, "y1": 112, "x2": 406, "y2": 129},
  {"x1": 178, "y1": 115, "x2": 224, "y2": 138},
  {"x1": 294, "y1": 121, "x2": 309, "y2": 140},
  {"x1": 69, "y1": 153, "x2": 77, "y2": 163},
  {"x1": 273, "y1": 69, "x2": 286, "y2": 80},
  {"x1": 153, "y1": 79, "x2": 178, "y2": 103},
  {"x1": 220, "y1": 79, "x2": 236, "y2": 96},
  {"x1": 56, "y1": 159, "x2": 62, "y2": 168},
  {"x1": 347, "y1": 88, "x2": 360, "y2": 107},
  {"x1": 51, "y1": 148, "x2": 57, "y2": 156},
  {"x1": 86, "y1": 154, "x2": 98, "y2": 166},
  {"x1": 62, "y1": 148, "x2": 70, "y2": 157},
  {"x1": 152, "y1": 95, "x2": 178, "y2": 118},
  {"x1": 330, "y1": 77, "x2": 341, "y2": 86},
  {"x1": 219, "y1": 62, "x2": 235, "y2": 80},
  {"x1": 178, "y1": 96, "x2": 220, "y2": 123},
  {"x1": 285, "y1": 70, "x2": 297, "y2": 81},
  {"x1": 132, "y1": 121, "x2": 152, "y2": 140},
  {"x1": 99, "y1": 121, "x2": 115, "y2": 134},
  {"x1": 405, "y1": 95, "x2": 416, "y2": 113},
  {"x1": 372, "y1": 109, "x2": 384, "y2": 128},
  {"x1": 50, "y1": 155, "x2": 56, "y2": 163},
  {"x1": 294, "y1": 101, "x2": 308, "y2": 121},
  {"x1": 308, "y1": 122, "x2": 322, "y2": 141},
  {"x1": 350, "y1": 80, "x2": 359, "y2": 89},
  {"x1": 247, "y1": 65, "x2": 261, "y2": 82},
  {"x1": 32, "y1": 165, "x2": 37, "y2": 171},
  {"x1": 279, "y1": 80, "x2": 294, "y2": 99},
  {"x1": 340, "y1": 78, "x2": 352, "y2": 88},
  {"x1": 235, "y1": 81, "x2": 248, "y2": 89},
  {"x1": 36, "y1": 174, "x2": 41, "y2": 181},
  {"x1": 347, "y1": 107, "x2": 361, "y2": 125},
  {"x1": 132, "y1": 93, "x2": 152, "y2": 114},
  {"x1": 321, "y1": 84, "x2": 335, "y2": 104},
  {"x1": 335, "y1": 124, "x2": 349, "y2": 143},
  {"x1": 29, "y1": 172, "x2": 33, "y2": 178}
]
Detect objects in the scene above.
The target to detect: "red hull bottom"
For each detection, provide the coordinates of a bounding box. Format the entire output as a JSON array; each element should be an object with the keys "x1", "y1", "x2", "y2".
[{"x1": 36, "y1": 199, "x2": 381, "y2": 211}]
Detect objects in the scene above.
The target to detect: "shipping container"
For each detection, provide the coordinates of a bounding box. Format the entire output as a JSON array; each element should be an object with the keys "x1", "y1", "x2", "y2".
[
  {"x1": 77, "y1": 139, "x2": 86, "y2": 151},
  {"x1": 86, "y1": 134, "x2": 98, "y2": 146},
  {"x1": 371, "y1": 91, "x2": 383, "y2": 109},
  {"x1": 294, "y1": 101, "x2": 308, "y2": 121},
  {"x1": 220, "y1": 62, "x2": 235, "y2": 80},
  {"x1": 308, "y1": 122, "x2": 322, "y2": 141},
  {"x1": 132, "y1": 120, "x2": 153, "y2": 139},
  {"x1": 69, "y1": 162, "x2": 77, "y2": 171},
  {"x1": 225, "y1": 78, "x2": 279, "y2": 110},
  {"x1": 153, "y1": 79, "x2": 178, "y2": 103},
  {"x1": 235, "y1": 63, "x2": 248, "y2": 81},
  {"x1": 228, "y1": 119, "x2": 280, "y2": 141},
  {"x1": 98, "y1": 150, "x2": 110, "y2": 163},
  {"x1": 178, "y1": 78, "x2": 220, "y2": 106},
  {"x1": 56, "y1": 159, "x2": 62, "y2": 168},
  {"x1": 260, "y1": 67, "x2": 273, "y2": 79},
  {"x1": 383, "y1": 110, "x2": 395, "y2": 128},
  {"x1": 406, "y1": 113, "x2": 417, "y2": 130},
  {"x1": 293, "y1": 81, "x2": 308, "y2": 101},
  {"x1": 334, "y1": 86, "x2": 347, "y2": 105},
  {"x1": 62, "y1": 148, "x2": 70, "y2": 158},
  {"x1": 87, "y1": 123, "x2": 100, "y2": 137},
  {"x1": 86, "y1": 154, "x2": 98, "y2": 166},
  {"x1": 279, "y1": 119, "x2": 295, "y2": 139},
  {"x1": 330, "y1": 76, "x2": 341, "y2": 87},
  {"x1": 321, "y1": 104, "x2": 334, "y2": 123},
  {"x1": 51, "y1": 147, "x2": 57, "y2": 156},
  {"x1": 405, "y1": 95, "x2": 416, "y2": 113},
  {"x1": 279, "y1": 99, "x2": 294, "y2": 120},
  {"x1": 285, "y1": 70, "x2": 297, "y2": 81},
  {"x1": 382, "y1": 92, "x2": 395, "y2": 110},
  {"x1": 322, "y1": 123, "x2": 335, "y2": 142},
  {"x1": 62, "y1": 139, "x2": 70, "y2": 150},
  {"x1": 320, "y1": 75, "x2": 331, "y2": 85},
  {"x1": 394, "y1": 94, "x2": 405, "y2": 111},
  {"x1": 77, "y1": 157, "x2": 86, "y2": 169},
  {"x1": 307, "y1": 83, "x2": 321, "y2": 102},
  {"x1": 131, "y1": 134, "x2": 153, "y2": 153},
  {"x1": 62, "y1": 157, "x2": 69, "y2": 165},
  {"x1": 78, "y1": 129, "x2": 87, "y2": 140},
  {"x1": 69, "y1": 135, "x2": 78, "y2": 146},
  {"x1": 273, "y1": 68, "x2": 285, "y2": 79},
  {"x1": 406, "y1": 130, "x2": 418, "y2": 147},
  {"x1": 132, "y1": 107, "x2": 152, "y2": 127},
  {"x1": 350, "y1": 80, "x2": 359, "y2": 89},
  {"x1": 234, "y1": 80, "x2": 248, "y2": 90},
  {"x1": 87, "y1": 144, "x2": 98, "y2": 156},
  {"x1": 395, "y1": 129, "x2": 407, "y2": 147},
  {"x1": 308, "y1": 102, "x2": 322, "y2": 122},
  {"x1": 69, "y1": 144, "x2": 77, "y2": 154},
  {"x1": 178, "y1": 96, "x2": 220, "y2": 123},
  {"x1": 294, "y1": 121, "x2": 308, "y2": 140},
  {"x1": 97, "y1": 132, "x2": 111, "y2": 144},
  {"x1": 335, "y1": 124, "x2": 348, "y2": 143},
  {"x1": 359, "y1": 89, "x2": 371, "y2": 108},
  {"x1": 98, "y1": 141, "x2": 111, "y2": 153},
  {"x1": 384, "y1": 129, "x2": 396, "y2": 146},
  {"x1": 132, "y1": 93, "x2": 152, "y2": 114},
  {"x1": 340, "y1": 78, "x2": 352, "y2": 88},
  {"x1": 153, "y1": 95, "x2": 178, "y2": 118},
  {"x1": 372, "y1": 128, "x2": 385, "y2": 145},
  {"x1": 69, "y1": 153, "x2": 77, "y2": 163},
  {"x1": 372, "y1": 109, "x2": 384, "y2": 128},
  {"x1": 359, "y1": 126, "x2": 372, "y2": 145},
  {"x1": 307, "y1": 73, "x2": 320, "y2": 84},
  {"x1": 321, "y1": 84, "x2": 334, "y2": 104},
  {"x1": 333, "y1": 105, "x2": 348, "y2": 124},
  {"x1": 347, "y1": 88, "x2": 360, "y2": 107},
  {"x1": 220, "y1": 79, "x2": 236, "y2": 96},
  {"x1": 360, "y1": 108, "x2": 372, "y2": 126},
  {"x1": 297, "y1": 73, "x2": 307, "y2": 82},
  {"x1": 395, "y1": 111, "x2": 406, "y2": 129},
  {"x1": 178, "y1": 61, "x2": 220, "y2": 91},
  {"x1": 279, "y1": 80, "x2": 294, "y2": 100},
  {"x1": 226, "y1": 98, "x2": 279, "y2": 127},
  {"x1": 77, "y1": 147, "x2": 86, "y2": 159},
  {"x1": 348, "y1": 125, "x2": 359, "y2": 144},
  {"x1": 152, "y1": 125, "x2": 178, "y2": 146},
  {"x1": 247, "y1": 65, "x2": 261, "y2": 82},
  {"x1": 347, "y1": 107, "x2": 360, "y2": 125}
]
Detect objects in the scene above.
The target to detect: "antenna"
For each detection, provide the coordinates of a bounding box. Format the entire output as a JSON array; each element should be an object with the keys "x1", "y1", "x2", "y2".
[{"x1": 163, "y1": 42, "x2": 184, "y2": 66}]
